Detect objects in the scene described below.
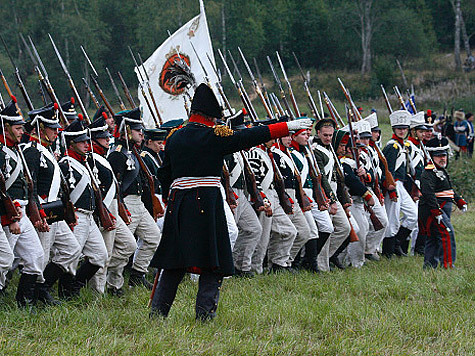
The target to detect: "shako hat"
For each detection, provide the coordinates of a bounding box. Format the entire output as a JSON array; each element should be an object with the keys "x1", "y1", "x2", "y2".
[
  {"x1": 410, "y1": 111, "x2": 428, "y2": 130},
  {"x1": 27, "y1": 103, "x2": 61, "y2": 129},
  {"x1": 0, "y1": 96, "x2": 25, "y2": 126},
  {"x1": 190, "y1": 83, "x2": 222, "y2": 119},
  {"x1": 159, "y1": 118, "x2": 184, "y2": 132},
  {"x1": 87, "y1": 112, "x2": 111, "y2": 139},
  {"x1": 229, "y1": 110, "x2": 247, "y2": 131},
  {"x1": 354, "y1": 119, "x2": 372, "y2": 138},
  {"x1": 144, "y1": 129, "x2": 167, "y2": 141},
  {"x1": 114, "y1": 107, "x2": 144, "y2": 137},
  {"x1": 425, "y1": 135, "x2": 450, "y2": 156},
  {"x1": 63, "y1": 119, "x2": 90, "y2": 145},
  {"x1": 389, "y1": 109, "x2": 411, "y2": 128},
  {"x1": 364, "y1": 112, "x2": 379, "y2": 131},
  {"x1": 61, "y1": 98, "x2": 79, "y2": 121}
]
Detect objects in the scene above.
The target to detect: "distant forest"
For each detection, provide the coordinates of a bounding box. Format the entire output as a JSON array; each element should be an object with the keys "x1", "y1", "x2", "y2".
[{"x1": 0, "y1": 0, "x2": 473, "y2": 107}]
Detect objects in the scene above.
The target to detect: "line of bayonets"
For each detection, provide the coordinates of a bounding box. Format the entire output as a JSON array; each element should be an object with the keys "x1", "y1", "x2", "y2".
[
  {"x1": 0, "y1": 34, "x2": 165, "y2": 231},
  {"x1": 0, "y1": 33, "x2": 163, "y2": 129}
]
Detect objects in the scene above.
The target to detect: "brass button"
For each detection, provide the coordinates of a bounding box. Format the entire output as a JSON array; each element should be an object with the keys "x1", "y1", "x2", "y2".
[
  {"x1": 200, "y1": 210, "x2": 204, "y2": 214},
  {"x1": 197, "y1": 197, "x2": 201, "y2": 200}
]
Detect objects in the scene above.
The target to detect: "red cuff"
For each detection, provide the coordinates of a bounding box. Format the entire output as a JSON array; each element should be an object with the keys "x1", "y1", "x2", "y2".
[
  {"x1": 389, "y1": 190, "x2": 397, "y2": 200},
  {"x1": 363, "y1": 191, "x2": 372, "y2": 202},
  {"x1": 39, "y1": 209, "x2": 46, "y2": 218},
  {"x1": 457, "y1": 198, "x2": 467, "y2": 209},
  {"x1": 268, "y1": 122, "x2": 289, "y2": 140},
  {"x1": 13, "y1": 201, "x2": 21, "y2": 208}
]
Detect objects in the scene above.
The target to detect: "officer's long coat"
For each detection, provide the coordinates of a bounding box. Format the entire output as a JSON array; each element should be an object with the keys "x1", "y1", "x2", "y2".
[{"x1": 150, "y1": 115, "x2": 288, "y2": 275}]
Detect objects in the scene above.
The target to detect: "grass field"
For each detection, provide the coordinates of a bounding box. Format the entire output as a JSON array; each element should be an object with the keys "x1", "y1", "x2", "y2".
[{"x1": 1, "y1": 207, "x2": 474, "y2": 356}]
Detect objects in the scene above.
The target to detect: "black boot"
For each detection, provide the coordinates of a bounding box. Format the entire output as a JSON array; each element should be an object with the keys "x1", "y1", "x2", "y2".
[
  {"x1": 58, "y1": 272, "x2": 78, "y2": 299},
  {"x1": 75, "y1": 260, "x2": 100, "y2": 287},
  {"x1": 394, "y1": 227, "x2": 412, "y2": 257},
  {"x1": 329, "y1": 255, "x2": 346, "y2": 270},
  {"x1": 414, "y1": 233, "x2": 426, "y2": 256},
  {"x1": 301, "y1": 239, "x2": 319, "y2": 273},
  {"x1": 129, "y1": 268, "x2": 153, "y2": 290},
  {"x1": 36, "y1": 262, "x2": 63, "y2": 306},
  {"x1": 382, "y1": 236, "x2": 396, "y2": 258},
  {"x1": 316, "y1": 232, "x2": 331, "y2": 256},
  {"x1": 16, "y1": 273, "x2": 38, "y2": 308}
]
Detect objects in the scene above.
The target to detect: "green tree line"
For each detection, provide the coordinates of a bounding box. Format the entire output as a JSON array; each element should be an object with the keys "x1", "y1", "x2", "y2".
[{"x1": 0, "y1": 0, "x2": 473, "y2": 109}]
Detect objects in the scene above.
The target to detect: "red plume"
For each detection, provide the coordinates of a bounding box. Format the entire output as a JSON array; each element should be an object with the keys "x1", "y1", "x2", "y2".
[
  {"x1": 71, "y1": 97, "x2": 75, "y2": 104},
  {"x1": 54, "y1": 102, "x2": 59, "y2": 110},
  {"x1": 11, "y1": 95, "x2": 17, "y2": 103},
  {"x1": 427, "y1": 109, "x2": 432, "y2": 117},
  {"x1": 78, "y1": 113, "x2": 84, "y2": 121},
  {"x1": 102, "y1": 112, "x2": 108, "y2": 120}
]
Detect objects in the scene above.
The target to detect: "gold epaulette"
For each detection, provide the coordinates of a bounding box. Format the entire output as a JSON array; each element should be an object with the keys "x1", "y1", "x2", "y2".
[
  {"x1": 140, "y1": 151, "x2": 146, "y2": 157},
  {"x1": 115, "y1": 145, "x2": 122, "y2": 152},
  {"x1": 393, "y1": 143, "x2": 399, "y2": 149},
  {"x1": 425, "y1": 163, "x2": 435, "y2": 170},
  {"x1": 404, "y1": 142, "x2": 410, "y2": 147},
  {"x1": 166, "y1": 127, "x2": 181, "y2": 140},
  {"x1": 214, "y1": 125, "x2": 234, "y2": 137}
]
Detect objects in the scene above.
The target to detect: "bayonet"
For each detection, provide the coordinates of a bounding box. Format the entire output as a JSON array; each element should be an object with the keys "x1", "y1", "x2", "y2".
[
  {"x1": 81, "y1": 45, "x2": 98, "y2": 78},
  {"x1": 267, "y1": 55, "x2": 294, "y2": 118},
  {"x1": 206, "y1": 52, "x2": 232, "y2": 112},
  {"x1": 380, "y1": 84, "x2": 393, "y2": 114},
  {"x1": 276, "y1": 51, "x2": 300, "y2": 117},
  {"x1": 106, "y1": 67, "x2": 126, "y2": 110},
  {"x1": 82, "y1": 77, "x2": 100, "y2": 109},
  {"x1": 49, "y1": 34, "x2": 90, "y2": 123},
  {"x1": 138, "y1": 52, "x2": 162, "y2": 125}
]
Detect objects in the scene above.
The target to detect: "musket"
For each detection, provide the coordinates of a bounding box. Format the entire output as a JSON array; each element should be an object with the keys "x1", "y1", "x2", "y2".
[
  {"x1": 340, "y1": 79, "x2": 396, "y2": 191},
  {"x1": 17, "y1": 146, "x2": 42, "y2": 227},
  {"x1": 269, "y1": 92, "x2": 282, "y2": 116},
  {"x1": 117, "y1": 71, "x2": 136, "y2": 108},
  {"x1": 0, "y1": 91, "x2": 4, "y2": 108},
  {"x1": 406, "y1": 89, "x2": 417, "y2": 114},
  {"x1": 253, "y1": 57, "x2": 274, "y2": 116},
  {"x1": 127, "y1": 46, "x2": 159, "y2": 127},
  {"x1": 105, "y1": 67, "x2": 126, "y2": 111},
  {"x1": 238, "y1": 47, "x2": 274, "y2": 120},
  {"x1": 0, "y1": 67, "x2": 24, "y2": 120},
  {"x1": 138, "y1": 52, "x2": 163, "y2": 125},
  {"x1": 81, "y1": 45, "x2": 115, "y2": 117},
  {"x1": 267, "y1": 147, "x2": 293, "y2": 215},
  {"x1": 292, "y1": 52, "x2": 320, "y2": 120},
  {"x1": 82, "y1": 77, "x2": 100, "y2": 109},
  {"x1": 1, "y1": 35, "x2": 34, "y2": 111},
  {"x1": 206, "y1": 52, "x2": 233, "y2": 112},
  {"x1": 393, "y1": 86, "x2": 406, "y2": 110},
  {"x1": 28, "y1": 36, "x2": 69, "y2": 125},
  {"x1": 222, "y1": 161, "x2": 237, "y2": 209},
  {"x1": 276, "y1": 51, "x2": 300, "y2": 117},
  {"x1": 218, "y1": 48, "x2": 255, "y2": 121},
  {"x1": 271, "y1": 92, "x2": 286, "y2": 117},
  {"x1": 0, "y1": 171, "x2": 21, "y2": 221},
  {"x1": 267, "y1": 55, "x2": 294, "y2": 118},
  {"x1": 49, "y1": 34, "x2": 90, "y2": 123},
  {"x1": 317, "y1": 90, "x2": 324, "y2": 119},
  {"x1": 324, "y1": 92, "x2": 346, "y2": 128},
  {"x1": 346, "y1": 106, "x2": 384, "y2": 231},
  {"x1": 322, "y1": 92, "x2": 340, "y2": 128},
  {"x1": 380, "y1": 85, "x2": 393, "y2": 114},
  {"x1": 228, "y1": 50, "x2": 258, "y2": 121}
]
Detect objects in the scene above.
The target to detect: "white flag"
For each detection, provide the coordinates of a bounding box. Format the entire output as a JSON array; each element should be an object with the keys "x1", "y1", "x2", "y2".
[{"x1": 136, "y1": 0, "x2": 221, "y2": 128}]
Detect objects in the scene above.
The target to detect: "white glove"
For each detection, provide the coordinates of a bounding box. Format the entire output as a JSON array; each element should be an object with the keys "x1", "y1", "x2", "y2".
[
  {"x1": 287, "y1": 119, "x2": 313, "y2": 132},
  {"x1": 461, "y1": 205, "x2": 468, "y2": 213},
  {"x1": 435, "y1": 215, "x2": 443, "y2": 224}
]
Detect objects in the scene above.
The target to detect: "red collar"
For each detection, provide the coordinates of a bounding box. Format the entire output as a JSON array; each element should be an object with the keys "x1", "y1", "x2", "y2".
[
  {"x1": 273, "y1": 142, "x2": 286, "y2": 152},
  {"x1": 0, "y1": 135, "x2": 17, "y2": 147},
  {"x1": 91, "y1": 142, "x2": 106, "y2": 156},
  {"x1": 407, "y1": 136, "x2": 420, "y2": 146},
  {"x1": 189, "y1": 114, "x2": 215, "y2": 127},
  {"x1": 290, "y1": 140, "x2": 301, "y2": 151},
  {"x1": 391, "y1": 134, "x2": 405, "y2": 146},
  {"x1": 67, "y1": 149, "x2": 85, "y2": 162}
]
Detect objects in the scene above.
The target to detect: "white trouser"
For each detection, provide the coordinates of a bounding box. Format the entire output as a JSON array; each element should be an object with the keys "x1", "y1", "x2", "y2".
[
  {"x1": 384, "y1": 180, "x2": 418, "y2": 238},
  {"x1": 0, "y1": 228, "x2": 14, "y2": 289},
  {"x1": 74, "y1": 211, "x2": 108, "y2": 268},
  {"x1": 251, "y1": 189, "x2": 297, "y2": 273},
  {"x1": 318, "y1": 201, "x2": 351, "y2": 271},
  {"x1": 347, "y1": 197, "x2": 370, "y2": 268},
  {"x1": 220, "y1": 185, "x2": 238, "y2": 250},
  {"x1": 37, "y1": 220, "x2": 81, "y2": 278},
  {"x1": 232, "y1": 189, "x2": 262, "y2": 272},
  {"x1": 365, "y1": 188, "x2": 389, "y2": 255},
  {"x1": 125, "y1": 195, "x2": 161, "y2": 274},
  {"x1": 304, "y1": 188, "x2": 334, "y2": 234},
  {"x1": 89, "y1": 199, "x2": 137, "y2": 293},
  {"x1": 3, "y1": 206, "x2": 44, "y2": 277},
  {"x1": 287, "y1": 189, "x2": 313, "y2": 261}
]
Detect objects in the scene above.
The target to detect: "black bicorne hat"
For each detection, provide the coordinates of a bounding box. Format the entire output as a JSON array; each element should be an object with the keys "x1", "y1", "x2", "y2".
[
  {"x1": 63, "y1": 119, "x2": 90, "y2": 145},
  {"x1": 27, "y1": 103, "x2": 61, "y2": 129},
  {"x1": 144, "y1": 129, "x2": 167, "y2": 141},
  {"x1": 87, "y1": 113, "x2": 111, "y2": 139},
  {"x1": 426, "y1": 135, "x2": 450, "y2": 156},
  {"x1": 190, "y1": 83, "x2": 222, "y2": 119},
  {"x1": 0, "y1": 97, "x2": 25, "y2": 126}
]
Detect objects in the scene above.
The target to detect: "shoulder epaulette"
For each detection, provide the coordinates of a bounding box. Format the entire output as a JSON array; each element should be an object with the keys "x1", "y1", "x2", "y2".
[
  {"x1": 393, "y1": 143, "x2": 399, "y2": 149},
  {"x1": 214, "y1": 125, "x2": 234, "y2": 137},
  {"x1": 425, "y1": 163, "x2": 435, "y2": 170},
  {"x1": 140, "y1": 151, "x2": 146, "y2": 157},
  {"x1": 166, "y1": 127, "x2": 181, "y2": 140},
  {"x1": 404, "y1": 142, "x2": 410, "y2": 147},
  {"x1": 115, "y1": 145, "x2": 122, "y2": 152}
]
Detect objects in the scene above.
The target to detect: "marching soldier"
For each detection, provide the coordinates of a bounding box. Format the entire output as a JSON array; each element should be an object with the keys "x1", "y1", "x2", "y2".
[
  {"x1": 149, "y1": 83, "x2": 312, "y2": 320},
  {"x1": 382, "y1": 110, "x2": 418, "y2": 258},
  {"x1": 0, "y1": 98, "x2": 44, "y2": 307},
  {"x1": 58, "y1": 120, "x2": 108, "y2": 298},
  {"x1": 419, "y1": 136, "x2": 467, "y2": 269},
  {"x1": 87, "y1": 109, "x2": 137, "y2": 296},
  {"x1": 22, "y1": 103, "x2": 82, "y2": 305},
  {"x1": 312, "y1": 118, "x2": 352, "y2": 270},
  {"x1": 108, "y1": 108, "x2": 162, "y2": 290},
  {"x1": 226, "y1": 112, "x2": 263, "y2": 277}
]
